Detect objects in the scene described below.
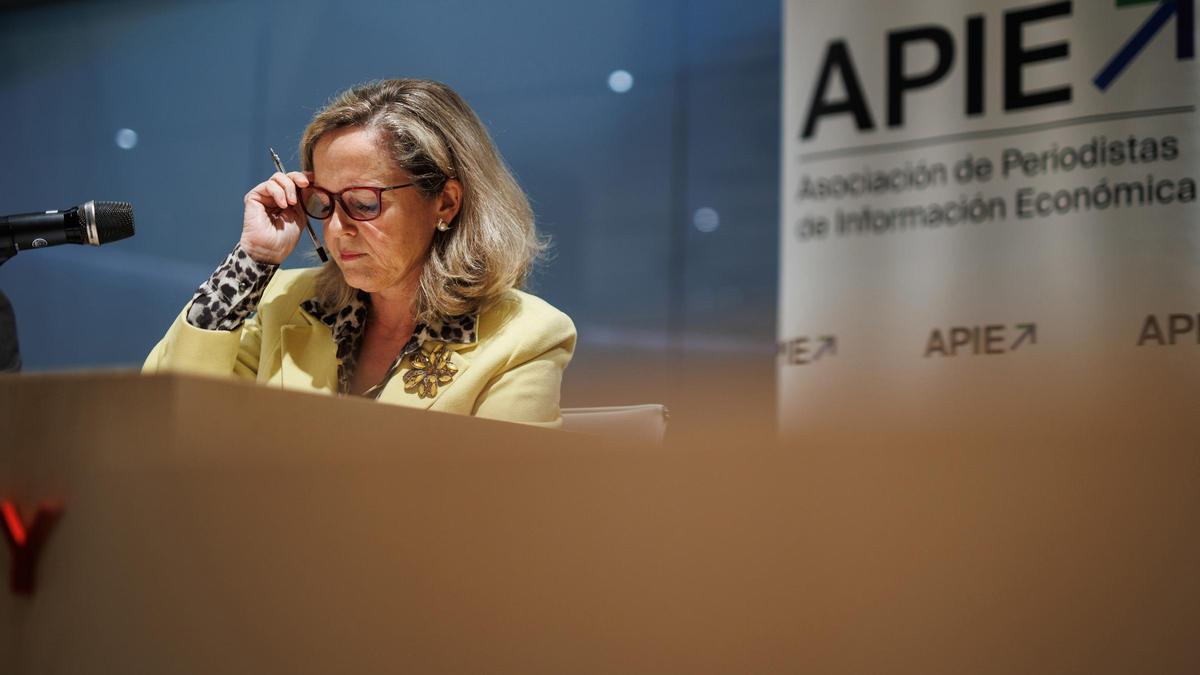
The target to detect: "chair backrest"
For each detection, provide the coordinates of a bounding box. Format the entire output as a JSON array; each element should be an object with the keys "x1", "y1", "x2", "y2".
[{"x1": 560, "y1": 404, "x2": 669, "y2": 445}]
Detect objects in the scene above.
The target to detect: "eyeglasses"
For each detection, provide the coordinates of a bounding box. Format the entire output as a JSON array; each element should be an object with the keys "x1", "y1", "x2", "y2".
[{"x1": 298, "y1": 182, "x2": 415, "y2": 222}]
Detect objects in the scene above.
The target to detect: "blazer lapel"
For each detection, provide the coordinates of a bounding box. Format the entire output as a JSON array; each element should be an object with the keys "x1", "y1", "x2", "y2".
[
  {"x1": 278, "y1": 298, "x2": 479, "y2": 407},
  {"x1": 279, "y1": 310, "x2": 338, "y2": 394}
]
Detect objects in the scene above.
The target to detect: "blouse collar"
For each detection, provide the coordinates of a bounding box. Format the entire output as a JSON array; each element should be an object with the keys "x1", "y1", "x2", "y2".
[{"x1": 300, "y1": 291, "x2": 478, "y2": 397}]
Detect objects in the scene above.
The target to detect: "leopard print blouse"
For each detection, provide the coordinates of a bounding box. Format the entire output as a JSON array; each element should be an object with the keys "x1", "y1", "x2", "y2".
[{"x1": 186, "y1": 245, "x2": 477, "y2": 398}]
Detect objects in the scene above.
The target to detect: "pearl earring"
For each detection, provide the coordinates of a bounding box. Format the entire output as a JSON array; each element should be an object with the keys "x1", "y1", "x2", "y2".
[{"x1": 436, "y1": 218, "x2": 451, "y2": 232}]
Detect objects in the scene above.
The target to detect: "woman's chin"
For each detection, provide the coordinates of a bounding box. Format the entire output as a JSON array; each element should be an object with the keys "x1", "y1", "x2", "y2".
[
  {"x1": 339, "y1": 269, "x2": 379, "y2": 292},
  {"x1": 337, "y1": 260, "x2": 419, "y2": 296}
]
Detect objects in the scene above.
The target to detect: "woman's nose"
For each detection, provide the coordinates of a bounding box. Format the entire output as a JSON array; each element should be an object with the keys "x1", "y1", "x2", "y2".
[{"x1": 326, "y1": 204, "x2": 357, "y2": 237}]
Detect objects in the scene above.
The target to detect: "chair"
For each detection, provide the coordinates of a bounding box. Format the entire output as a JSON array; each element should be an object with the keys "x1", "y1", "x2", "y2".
[{"x1": 560, "y1": 404, "x2": 670, "y2": 444}]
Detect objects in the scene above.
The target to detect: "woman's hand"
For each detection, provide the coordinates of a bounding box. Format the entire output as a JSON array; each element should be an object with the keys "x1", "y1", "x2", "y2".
[{"x1": 239, "y1": 171, "x2": 312, "y2": 265}]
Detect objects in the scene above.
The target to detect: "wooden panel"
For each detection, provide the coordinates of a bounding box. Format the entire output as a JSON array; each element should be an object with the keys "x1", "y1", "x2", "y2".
[{"x1": 1, "y1": 372, "x2": 1197, "y2": 674}]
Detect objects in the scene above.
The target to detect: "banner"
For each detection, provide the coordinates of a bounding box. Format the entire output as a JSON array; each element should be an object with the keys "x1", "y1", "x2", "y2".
[{"x1": 780, "y1": 0, "x2": 1198, "y2": 439}]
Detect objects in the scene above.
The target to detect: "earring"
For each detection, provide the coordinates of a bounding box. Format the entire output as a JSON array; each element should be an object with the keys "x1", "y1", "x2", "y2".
[{"x1": 436, "y1": 218, "x2": 451, "y2": 232}]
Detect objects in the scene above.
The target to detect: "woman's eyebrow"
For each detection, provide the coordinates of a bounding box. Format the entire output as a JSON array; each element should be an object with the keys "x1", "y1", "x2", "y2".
[{"x1": 310, "y1": 177, "x2": 393, "y2": 191}]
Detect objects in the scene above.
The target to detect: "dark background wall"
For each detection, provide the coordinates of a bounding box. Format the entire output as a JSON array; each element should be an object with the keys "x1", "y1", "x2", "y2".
[{"x1": 0, "y1": 0, "x2": 779, "y2": 410}]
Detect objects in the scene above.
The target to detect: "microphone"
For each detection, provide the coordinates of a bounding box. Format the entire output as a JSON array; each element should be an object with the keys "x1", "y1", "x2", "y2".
[{"x1": 0, "y1": 201, "x2": 135, "y2": 259}]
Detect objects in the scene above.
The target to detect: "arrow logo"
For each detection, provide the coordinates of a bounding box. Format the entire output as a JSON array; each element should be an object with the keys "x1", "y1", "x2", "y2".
[
  {"x1": 1094, "y1": 0, "x2": 1195, "y2": 90},
  {"x1": 1011, "y1": 323, "x2": 1038, "y2": 351},
  {"x1": 2, "y1": 499, "x2": 63, "y2": 595},
  {"x1": 813, "y1": 335, "x2": 837, "y2": 360}
]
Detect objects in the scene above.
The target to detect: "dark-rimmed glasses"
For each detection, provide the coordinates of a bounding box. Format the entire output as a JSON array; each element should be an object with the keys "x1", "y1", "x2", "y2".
[{"x1": 299, "y1": 182, "x2": 414, "y2": 221}]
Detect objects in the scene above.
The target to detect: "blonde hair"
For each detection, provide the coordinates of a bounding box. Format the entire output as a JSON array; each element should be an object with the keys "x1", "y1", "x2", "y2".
[{"x1": 299, "y1": 78, "x2": 546, "y2": 322}]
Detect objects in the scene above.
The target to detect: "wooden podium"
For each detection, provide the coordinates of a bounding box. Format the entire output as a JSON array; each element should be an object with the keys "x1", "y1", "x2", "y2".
[{"x1": 2, "y1": 372, "x2": 1198, "y2": 674}]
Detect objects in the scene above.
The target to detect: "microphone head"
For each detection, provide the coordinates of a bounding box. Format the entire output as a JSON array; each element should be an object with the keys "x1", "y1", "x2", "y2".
[{"x1": 85, "y1": 200, "x2": 135, "y2": 245}]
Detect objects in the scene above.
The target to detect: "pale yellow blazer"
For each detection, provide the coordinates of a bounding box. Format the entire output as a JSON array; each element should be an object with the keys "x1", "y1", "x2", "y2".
[{"x1": 143, "y1": 268, "x2": 576, "y2": 427}]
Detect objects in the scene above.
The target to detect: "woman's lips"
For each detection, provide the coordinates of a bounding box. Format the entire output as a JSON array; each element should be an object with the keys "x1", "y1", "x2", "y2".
[{"x1": 339, "y1": 252, "x2": 366, "y2": 262}]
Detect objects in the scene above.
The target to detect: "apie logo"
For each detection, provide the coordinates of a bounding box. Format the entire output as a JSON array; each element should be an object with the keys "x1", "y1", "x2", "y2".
[{"x1": 801, "y1": 0, "x2": 1196, "y2": 141}]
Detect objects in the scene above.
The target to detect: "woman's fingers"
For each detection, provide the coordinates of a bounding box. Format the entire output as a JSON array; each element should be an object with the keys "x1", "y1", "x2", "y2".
[
  {"x1": 263, "y1": 179, "x2": 289, "y2": 210},
  {"x1": 239, "y1": 173, "x2": 309, "y2": 265},
  {"x1": 270, "y1": 171, "x2": 301, "y2": 205}
]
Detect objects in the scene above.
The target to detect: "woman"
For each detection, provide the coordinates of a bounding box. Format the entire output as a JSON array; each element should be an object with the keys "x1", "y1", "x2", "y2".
[{"x1": 145, "y1": 79, "x2": 575, "y2": 427}]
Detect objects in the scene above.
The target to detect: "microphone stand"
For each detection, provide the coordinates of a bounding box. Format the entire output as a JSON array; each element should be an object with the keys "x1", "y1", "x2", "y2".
[
  {"x1": 0, "y1": 250, "x2": 22, "y2": 372},
  {"x1": 0, "y1": 288, "x2": 19, "y2": 373},
  {"x1": 1, "y1": 218, "x2": 15, "y2": 263}
]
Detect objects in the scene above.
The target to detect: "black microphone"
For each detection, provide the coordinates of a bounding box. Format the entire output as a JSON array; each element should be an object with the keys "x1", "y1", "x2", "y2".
[{"x1": 0, "y1": 200, "x2": 135, "y2": 260}]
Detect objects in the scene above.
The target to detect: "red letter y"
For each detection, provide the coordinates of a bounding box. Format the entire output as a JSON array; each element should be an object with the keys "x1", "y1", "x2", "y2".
[{"x1": 2, "y1": 500, "x2": 62, "y2": 595}]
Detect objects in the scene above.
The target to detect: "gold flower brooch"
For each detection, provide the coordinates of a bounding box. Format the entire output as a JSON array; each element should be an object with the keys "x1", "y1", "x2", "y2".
[{"x1": 403, "y1": 342, "x2": 458, "y2": 398}]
